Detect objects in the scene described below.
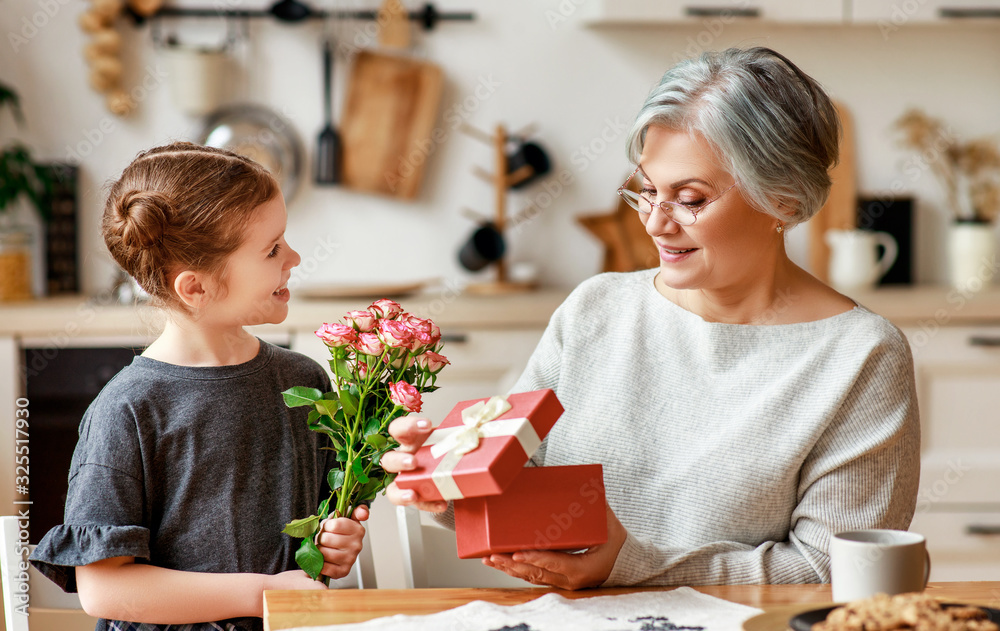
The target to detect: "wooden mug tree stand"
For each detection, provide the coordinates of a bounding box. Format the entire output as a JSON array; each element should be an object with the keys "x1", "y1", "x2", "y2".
[{"x1": 461, "y1": 123, "x2": 538, "y2": 295}]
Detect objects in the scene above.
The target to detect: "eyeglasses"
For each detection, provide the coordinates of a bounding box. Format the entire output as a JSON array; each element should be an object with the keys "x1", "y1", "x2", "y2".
[{"x1": 616, "y1": 165, "x2": 736, "y2": 226}]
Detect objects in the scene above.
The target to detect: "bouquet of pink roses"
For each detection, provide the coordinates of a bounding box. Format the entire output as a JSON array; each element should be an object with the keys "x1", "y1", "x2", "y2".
[{"x1": 280, "y1": 298, "x2": 449, "y2": 579}]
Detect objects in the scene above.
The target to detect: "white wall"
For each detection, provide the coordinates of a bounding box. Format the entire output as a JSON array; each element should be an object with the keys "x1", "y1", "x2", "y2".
[{"x1": 3, "y1": 1, "x2": 1000, "y2": 294}]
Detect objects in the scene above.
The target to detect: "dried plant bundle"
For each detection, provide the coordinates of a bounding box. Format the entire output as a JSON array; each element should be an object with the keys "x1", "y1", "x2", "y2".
[{"x1": 895, "y1": 109, "x2": 1000, "y2": 223}]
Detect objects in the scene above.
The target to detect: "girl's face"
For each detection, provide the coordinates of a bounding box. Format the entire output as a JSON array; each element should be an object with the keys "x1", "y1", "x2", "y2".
[
  {"x1": 638, "y1": 126, "x2": 782, "y2": 292},
  {"x1": 208, "y1": 195, "x2": 301, "y2": 327}
]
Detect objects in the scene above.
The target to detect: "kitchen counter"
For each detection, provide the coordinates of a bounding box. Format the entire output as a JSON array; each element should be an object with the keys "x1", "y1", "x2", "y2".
[
  {"x1": 0, "y1": 288, "x2": 573, "y2": 339},
  {"x1": 3, "y1": 284, "x2": 1000, "y2": 338}
]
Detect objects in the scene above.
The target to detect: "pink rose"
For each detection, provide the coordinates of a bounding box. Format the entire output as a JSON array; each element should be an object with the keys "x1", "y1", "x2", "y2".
[
  {"x1": 377, "y1": 319, "x2": 412, "y2": 348},
  {"x1": 344, "y1": 310, "x2": 377, "y2": 332},
  {"x1": 400, "y1": 315, "x2": 440, "y2": 350},
  {"x1": 369, "y1": 298, "x2": 403, "y2": 319},
  {"x1": 415, "y1": 351, "x2": 449, "y2": 374},
  {"x1": 388, "y1": 381, "x2": 422, "y2": 413},
  {"x1": 426, "y1": 320, "x2": 441, "y2": 345},
  {"x1": 354, "y1": 332, "x2": 384, "y2": 356},
  {"x1": 410, "y1": 330, "x2": 435, "y2": 351},
  {"x1": 315, "y1": 323, "x2": 357, "y2": 347}
]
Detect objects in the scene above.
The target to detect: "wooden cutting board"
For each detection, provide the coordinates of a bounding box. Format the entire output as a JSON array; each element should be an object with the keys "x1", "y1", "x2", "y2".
[
  {"x1": 340, "y1": 50, "x2": 443, "y2": 199},
  {"x1": 809, "y1": 101, "x2": 857, "y2": 282}
]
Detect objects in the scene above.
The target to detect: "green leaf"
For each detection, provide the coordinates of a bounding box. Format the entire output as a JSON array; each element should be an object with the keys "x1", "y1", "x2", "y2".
[
  {"x1": 350, "y1": 459, "x2": 364, "y2": 476},
  {"x1": 295, "y1": 537, "x2": 325, "y2": 581},
  {"x1": 281, "y1": 514, "x2": 321, "y2": 539},
  {"x1": 350, "y1": 459, "x2": 369, "y2": 484},
  {"x1": 339, "y1": 389, "x2": 359, "y2": 417},
  {"x1": 318, "y1": 498, "x2": 330, "y2": 520},
  {"x1": 365, "y1": 434, "x2": 388, "y2": 450},
  {"x1": 332, "y1": 358, "x2": 353, "y2": 382},
  {"x1": 328, "y1": 468, "x2": 345, "y2": 491},
  {"x1": 336, "y1": 449, "x2": 348, "y2": 462},
  {"x1": 357, "y1": 478, "x2": 387, "y2": 502},
  {"x1": 314, "y1": 398, "x2": 341, "y2": 418},
  {"x1": 283, "y1": 386, "x2": 323, "y2": 408},
  {"x1": 363, "y1": 416, "x2": 381, "y2": 438}
]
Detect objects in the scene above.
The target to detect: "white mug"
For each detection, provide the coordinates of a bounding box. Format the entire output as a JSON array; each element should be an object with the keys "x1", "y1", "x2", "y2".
[
  {"x1": 830, "y1": 529, "x2": 931, "y2": 602},
  {"x1": 826, "y1": 229, "x2": 898, "y2": 292}
]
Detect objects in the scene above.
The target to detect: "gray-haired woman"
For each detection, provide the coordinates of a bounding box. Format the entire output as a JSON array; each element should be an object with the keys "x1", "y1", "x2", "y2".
[{"x1": 382, "y1": 47, "x2": 920, "y2": 589}]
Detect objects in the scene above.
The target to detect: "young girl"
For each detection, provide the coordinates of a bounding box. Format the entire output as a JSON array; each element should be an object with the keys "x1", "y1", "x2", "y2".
[{"x1": 30, "y1": 142, "x2": 368, "y2": 631}]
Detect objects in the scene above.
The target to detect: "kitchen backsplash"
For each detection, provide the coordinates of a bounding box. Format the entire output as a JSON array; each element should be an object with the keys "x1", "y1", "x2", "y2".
[{"x1": 2, "y1": 2, "x2": 1000, "y2": 294}]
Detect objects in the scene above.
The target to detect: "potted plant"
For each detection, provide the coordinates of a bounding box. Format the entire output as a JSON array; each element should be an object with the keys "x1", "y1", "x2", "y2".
[
  {"x1": 895, "y1": 109, "x2": 1000, "y2": 292},
  {"x1": 1, "y1": 81, "x2": 53, "y2": 301}
]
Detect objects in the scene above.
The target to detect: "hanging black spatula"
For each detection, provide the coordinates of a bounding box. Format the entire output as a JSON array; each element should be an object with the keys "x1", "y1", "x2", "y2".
[{"x1": 315, "y1": 36, "x2": 341, "y2": 185}]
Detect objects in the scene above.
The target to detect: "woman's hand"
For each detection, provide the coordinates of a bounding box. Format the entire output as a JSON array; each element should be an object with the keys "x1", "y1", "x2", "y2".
[
  {"x1": 315, "y1": 505, "x2": 369, "y2": 580},
  {"x1": 481, "y1": 503, "x2": 628, "y2": 590},
  {"x1": 380, "y1": 416, "x2": 449, "y2": 513}
]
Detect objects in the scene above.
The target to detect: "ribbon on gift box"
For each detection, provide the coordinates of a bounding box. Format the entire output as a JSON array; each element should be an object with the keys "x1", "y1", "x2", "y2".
[{"x1": 424, "y1": 396, "x2": 541, "y2": 500}]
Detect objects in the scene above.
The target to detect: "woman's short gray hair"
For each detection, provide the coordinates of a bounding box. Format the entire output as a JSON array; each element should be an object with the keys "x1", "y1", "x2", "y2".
[{"x1": 625, "y1": 47, "x2": 840, "y2": 227}]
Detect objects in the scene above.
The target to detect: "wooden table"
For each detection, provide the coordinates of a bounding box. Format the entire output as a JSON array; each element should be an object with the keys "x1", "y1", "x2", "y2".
[{"x1": 263, "y1": 581, "x2": 1000, "y2": 630}]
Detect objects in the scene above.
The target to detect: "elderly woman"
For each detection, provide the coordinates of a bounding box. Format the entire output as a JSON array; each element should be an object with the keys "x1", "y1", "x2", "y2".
[{"x1": 383, "y1": 47, "x2": 920, "y2": 589}]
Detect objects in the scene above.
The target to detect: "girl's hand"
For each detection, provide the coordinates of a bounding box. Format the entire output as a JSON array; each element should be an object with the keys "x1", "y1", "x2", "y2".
[
  {"x1": 266, "y1": 569, "x2": 328, "y2": 591},
  {"x1": 380, "y1": 416, "x2": 449, "y2": 513},
  {"x1": 315, "y1": 506, "x2": 368, "y2": 580},
  {"x1": 481, "y1": 503, "x2": 628, "y2": 590}
]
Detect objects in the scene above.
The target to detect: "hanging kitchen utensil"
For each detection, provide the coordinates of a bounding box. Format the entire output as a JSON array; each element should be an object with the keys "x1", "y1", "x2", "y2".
[
  {"x1": 269, "y1": 0, "x2": 312, "y2": 22},
  {"x1": 378, "y1": 0, "x2": 410, "y2": 50},
  {"x1": 315, "y1": 35, "x2": 341, "y2": 185},
  {"x1": 339, "y1": 0, "x2": 443, "y2": 199},
  {"x1": 199, "y1": 104, "x2": 304, "y2": 202}
]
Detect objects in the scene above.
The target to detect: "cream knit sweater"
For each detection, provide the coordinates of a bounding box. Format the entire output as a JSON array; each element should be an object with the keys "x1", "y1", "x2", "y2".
[{"x1": 508, "y1": 269, "x2": 920, "y2": 586}]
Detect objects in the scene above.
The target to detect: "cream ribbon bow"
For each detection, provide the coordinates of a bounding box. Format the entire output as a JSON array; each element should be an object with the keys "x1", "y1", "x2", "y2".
[
  {"x1": 430, "y1": 396, "x2": 512, "y2": 459},
  {"x1": 423, "y1": 395, "x2": 541, "y2": 500}
]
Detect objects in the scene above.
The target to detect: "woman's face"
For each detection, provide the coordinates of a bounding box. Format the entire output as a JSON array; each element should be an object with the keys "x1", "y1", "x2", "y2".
[{"x1": 637, "y1": 126, "x2": 783, "y2": 293}]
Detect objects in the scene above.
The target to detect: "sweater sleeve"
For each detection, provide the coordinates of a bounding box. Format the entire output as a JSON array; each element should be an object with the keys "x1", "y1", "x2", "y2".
[{"x1": 605, "y1": 331, "x2": 921, "y2": 586}]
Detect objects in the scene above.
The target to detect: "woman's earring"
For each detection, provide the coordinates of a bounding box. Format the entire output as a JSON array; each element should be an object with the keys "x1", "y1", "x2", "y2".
[{"x1": 776, "y1": 224, "x2": 784, "y2": 234}]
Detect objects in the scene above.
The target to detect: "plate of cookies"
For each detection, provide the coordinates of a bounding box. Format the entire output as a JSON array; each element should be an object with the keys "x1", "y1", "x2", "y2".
[{"x1": 791, "y1": 592, "x2": 1000, "y2": 631}]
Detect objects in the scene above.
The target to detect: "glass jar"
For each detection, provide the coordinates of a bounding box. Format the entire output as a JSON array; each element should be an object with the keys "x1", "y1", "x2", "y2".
[{"x1": 0, "y1": 228, "x2": 34, "y2": 301}]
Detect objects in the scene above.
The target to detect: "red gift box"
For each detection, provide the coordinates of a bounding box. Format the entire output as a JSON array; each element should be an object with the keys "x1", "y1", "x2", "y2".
[
  {"x1": 454, "y1": 464, "x2": 607, "y2": 558},
  {"x1": 394, "y1": 390, "x2": 563, "y2": 502}
]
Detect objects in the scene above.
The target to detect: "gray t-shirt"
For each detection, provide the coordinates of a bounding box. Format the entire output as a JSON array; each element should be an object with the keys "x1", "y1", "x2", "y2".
[
  {"x1": 511, "y1": 269, "x2": 920, "y2": 586},
  {"x1": 30, "y1": 341, "x2": 334, "y2": 631}
]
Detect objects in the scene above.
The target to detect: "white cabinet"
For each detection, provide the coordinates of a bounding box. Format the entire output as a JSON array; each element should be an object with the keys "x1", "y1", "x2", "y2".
[
  {"x1": 581, "y1": 0, "x2": 846, "y2": 24},
  {"x1": 852, "y1": 0, "x2": 1000, "y2": 23},
  {"x1": 901, "y1": 325, "x2": 1000, "y2": 581}
]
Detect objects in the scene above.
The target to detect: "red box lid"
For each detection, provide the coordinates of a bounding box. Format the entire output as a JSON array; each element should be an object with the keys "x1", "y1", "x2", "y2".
[{"x1": 394, "y1": 389, "x2": 563, "y2": 501}]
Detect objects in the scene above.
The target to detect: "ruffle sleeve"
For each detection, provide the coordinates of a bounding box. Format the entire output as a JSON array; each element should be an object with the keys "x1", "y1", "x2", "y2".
[{"x1": 29, "y1": 524, "x2": 150, "y2": 593}]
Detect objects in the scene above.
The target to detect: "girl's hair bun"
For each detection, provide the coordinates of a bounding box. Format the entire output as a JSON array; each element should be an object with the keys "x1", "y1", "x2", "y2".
[
  {"x1": 101, "y1": 141, "x2": 280, "y2": 311},
  {"x1": 113, "y1": 189, "x2": 173, "y2": 250}
]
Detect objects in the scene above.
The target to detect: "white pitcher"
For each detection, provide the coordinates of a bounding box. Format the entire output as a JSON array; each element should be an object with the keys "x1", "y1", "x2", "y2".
[{"x1": 825, "y1": 229, "x2": 898, "y2": 292}]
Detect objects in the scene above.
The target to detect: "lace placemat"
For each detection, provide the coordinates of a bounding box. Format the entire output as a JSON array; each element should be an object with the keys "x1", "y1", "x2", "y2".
[{"x1": 285, "y1": 586, "x2": 763, "y2": 631}]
